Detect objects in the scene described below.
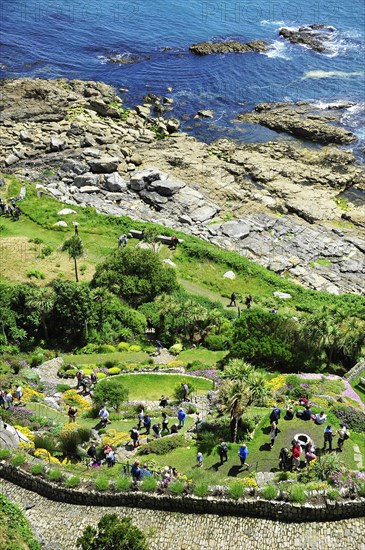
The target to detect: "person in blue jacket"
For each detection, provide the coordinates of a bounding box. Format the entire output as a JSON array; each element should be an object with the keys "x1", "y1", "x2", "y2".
[
  {"x1": 177, "y1": 408, "x2": 186, "y2": 428},
  {"x1": 238, "y1": 443, "x2": 250, "y2": 468}
]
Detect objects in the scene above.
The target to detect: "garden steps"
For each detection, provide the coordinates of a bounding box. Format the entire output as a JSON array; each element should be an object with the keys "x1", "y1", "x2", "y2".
[{"x1": 353, "y1": 444, "x2": 363, "y2": 468}]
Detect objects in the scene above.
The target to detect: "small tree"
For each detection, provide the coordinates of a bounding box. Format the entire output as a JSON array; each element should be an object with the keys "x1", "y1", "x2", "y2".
[
  {"x1": 77, "y1": 514, "x2": 148, "y2": 550},
  {"x1": 93, "y1": 379, "x2": 129, "y2": 412},
  {"x1": 62, "y1": 236, "x2": 84, "y2": 282}
]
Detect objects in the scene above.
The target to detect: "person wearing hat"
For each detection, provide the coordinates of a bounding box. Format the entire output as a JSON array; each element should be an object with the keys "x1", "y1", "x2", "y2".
[{"x1": 196, "y1": 452, "x2": 204, "y2": 467}]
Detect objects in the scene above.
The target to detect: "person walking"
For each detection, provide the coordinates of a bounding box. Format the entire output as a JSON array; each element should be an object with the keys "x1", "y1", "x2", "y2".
[
  {"x1": 291, "y1": 441, "x2": 302, "y2": 472},
  {"x1": 245, "y1": 295, "x2": 252, "y2": 309},
  {"x1": 270, "y1": 405, "x2": 281, "y2": 425},
  {"x1": 196, "y1": 452, "x2": 204, "y2": 468},
  {"x1": 238, "y1": 443, "x2": 250, "y2": 468},
  {"x1": 137, "y1": 408, "x2": 145, "y2": 429},
  {"x1": 229, "y1": 292, "x2": 237, "y2": 307},
  {"x1": 162, "y1": 412, "x2": 169, "y2": 433},
  {"x1": 177, "y1": 408, "x2": 186, "y2": 428},
  {"x1": 99, "y1": 405, "x2": 111, "y2": 427},
  {"x1": 218, "y1": 440, "x2": 228, "y2": 465},
  {"x1": 143, "y1": 414, "x2": 151, "y2": 435},
  {"x1": 130, "y1": 426, "x2": 140, "y2": 447},
  {"x1": 270, "y1": 420, "x2": 278, "y2": 448},
  {"x1": 323, "y1": 425, "x2": 334, "y2": 451},
  {"x1": 5, "y1": 391, "x2": 13, "y2": 409},
  {"x1": 15, "y1": 386, "x2": 23, "y2": 401},
  {"x1": 337, "y1": 424, "x2": 349, "y2": 452},
  {"x1": 67, "y1": 406, "x2": 78, "y2": 423},
  {"x1": 182, "y1": 383, "x2": 189, "y2": 401},
  {"x1": 152, "y1": 423, "x2": 162, "y2": 438},
  {"x1": 155, "y1": 340, "x2": 163, "y2": 355}
]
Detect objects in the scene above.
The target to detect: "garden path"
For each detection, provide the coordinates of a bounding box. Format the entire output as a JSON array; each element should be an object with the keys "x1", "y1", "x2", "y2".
[
  {"x1": 353, "y1": 444, "x2": 363, "y2": 469},
  {"x1": 299, "y1": 373, "x2": 365, "y2": 410},
  {"x1": 34, "y1": 357, "x2": 64, "y2": 387}
]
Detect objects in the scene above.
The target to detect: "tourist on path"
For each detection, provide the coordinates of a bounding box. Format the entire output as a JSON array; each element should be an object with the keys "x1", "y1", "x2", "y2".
[
  {"x1": 67, "y1": 406, "x2": 77, "y2": 423},
  {"x1": 270, "y1": 405, "x2": 281, "y2": 425},
  {"x1": 130, "y1": 426, "x2": 140, "y2": 447},
  {"x1": 99, "y1": 405, "x2": 111, "y2": 427},
  {"x1": 238, "y1": 443, "x2": 250, "y2": 468},
  {"x1": 137, "y1": 408, "x2": 145, "y2": 429},
  {"x1": 229, "y1": 292, "x2": 237, "y2": 307},
  {"x1": 162, "y1": 412, "x2": 169, "y2": 433},
  {"x1": 218, "y1": 440, "x2": 228, "y2": 465},
  {"x1": 291, "y1": 441, "x2": 302, "y2": 471},
  {"x1": 245, "y1": 295, "x2": 252, "y2": 308},
  {"x1": 270, "y1": 421, "x2": 278, "y2": 448},
  {"x1": 196, "y1": 452, "x2": 204, "y2": 468},
  {"x1": 152, "y1": 423, "x2": 162, "y2": 438},
  {"x1": 143, "y1": 414, "x2": 151, "y2": 435},
  {"x1": 182, "y1": 383, "x2": 189, "y2": 401},
  {"x1": 337, "y1": 424, "x2": 349, "y2": 452},
  {"x1": 323, "y1": 425, "x2": 334, "y2": 451},
  {"x1": 313, "y1": 410, "x2": 327, "y2": 425},
  {"x1": 177, "y1": 408, "x2": 186, "y2": 428}
]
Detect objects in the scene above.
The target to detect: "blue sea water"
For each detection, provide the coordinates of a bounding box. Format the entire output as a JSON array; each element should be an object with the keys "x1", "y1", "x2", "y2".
[{"x1": 1, "y1": 0, "x2": 365, "y2": 147}]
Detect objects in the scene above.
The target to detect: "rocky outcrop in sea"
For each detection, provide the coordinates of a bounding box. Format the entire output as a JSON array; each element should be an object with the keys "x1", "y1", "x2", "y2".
[{"x1": 0, "y1": 78, "x2": 364, "y2": 294}]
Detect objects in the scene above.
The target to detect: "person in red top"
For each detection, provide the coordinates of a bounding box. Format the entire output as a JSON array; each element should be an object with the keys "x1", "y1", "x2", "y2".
[{"x1": 291, "y1": 441, "x2": 302, "y2": 471}]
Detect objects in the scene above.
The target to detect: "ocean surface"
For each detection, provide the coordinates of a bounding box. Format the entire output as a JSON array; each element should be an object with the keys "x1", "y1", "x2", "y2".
[{"x1": 1, "y1": 0, "x2": 365, "y2": 149}]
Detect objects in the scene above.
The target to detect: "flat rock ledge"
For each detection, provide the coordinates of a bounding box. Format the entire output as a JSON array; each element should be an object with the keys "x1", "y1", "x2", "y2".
[
  {"x1": 279, "y1": 24, "x2": 336, "y2": 53},
  {"x1": 189, "y1": 40, "x2": 268, "y2": 55},
  {"x1": 238, "y1": 101, "x2": 357, "y2": 145}
]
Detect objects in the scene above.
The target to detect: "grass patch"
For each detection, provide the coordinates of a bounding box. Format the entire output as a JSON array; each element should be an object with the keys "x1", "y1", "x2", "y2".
[
  {"x1": 0, "y1": 493, "x2": 41, "y2": 550},
  {"x1": 62, "y1": 351, "x2": 149, "y2": 365},
  {"x1": 94, "y1": 475, "x2": 110, "y2": 491},
  {"x1": 113, "y1": 374, "x2": 213, "y2": 401},
  {"x1": 65, "y1": 475, "x2": 81, "y2": 488},
  {"x1": 178, "y1": 348, "x2": 228, "y2": 366}
]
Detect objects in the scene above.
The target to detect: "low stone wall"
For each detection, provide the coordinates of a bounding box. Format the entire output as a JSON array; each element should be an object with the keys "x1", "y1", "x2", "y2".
[
  {"x1": 1, "y1": 463, "x2": 364, "y2": 522},
  {"x1": 345, "y1": 359, "x2": 365, "y2": 382}
]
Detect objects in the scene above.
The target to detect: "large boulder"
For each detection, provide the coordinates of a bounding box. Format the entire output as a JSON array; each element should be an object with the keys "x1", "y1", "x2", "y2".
[
  {"x1": 50, "y1": 135, "x2": 66, "y2": 152},
  {"x1": 88, "y1": 157, "x2": 120, "y2": 173},
  {"x1": 221, "y1": 221, "x2": 250, "y2": 239},
  {"x1": 73, "y1": 173, "x2": 100, "y2": 188},
  {"x1": 129, "y1": 169, "x2": 166, "y2": 191},
  {"x1": 104, "y1": 172, "x2": 128, "y2": 192},
  {"x1": 61, "y1": 159, "x2": 88, "y2": 175},
  {"x1": 148, "y1": 176, "x2": 185, "y2": 196}
]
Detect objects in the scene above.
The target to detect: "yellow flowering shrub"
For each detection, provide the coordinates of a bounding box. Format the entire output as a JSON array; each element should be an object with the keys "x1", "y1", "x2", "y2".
[
  {"x1": 60, "y1": 422, "x2": 80, "y2": 435},
  {"x1": 22, "y1": 387, "x2": 45, "y2": 402},
  {"x1": 267, "y1": 375, "x2": 287, "y2": 391},
  {"x1": 34, "y1": 448, "x2": 61, "y2": 465},
  {"x1": 14, "y1": 425, "x2": 35, "y2": 441},
  {"x1": 19, "y1": 440, "x2": 35, "y2": 452},
  {"x1": 166, "y1": 360, "x2": 186, "y2": 369},
  {"x1": 312, "y1": 397, "x2": 331, "y2": 409},
  {"x1": 62, "y1": 389, "x2": 91, "y2": 411},
  {"x1": 101, "y1": 429, "x2": 130, "y2": 448}
]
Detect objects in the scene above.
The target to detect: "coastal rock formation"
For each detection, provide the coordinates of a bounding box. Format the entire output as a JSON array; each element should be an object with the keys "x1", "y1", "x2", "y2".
[
  {"x1": 1, "y1": 78, "x2": 364, "y2": 294},
  {"x1": 279, "y1": 24, "x2": 336, "y2": 53},
  {"x1": 190, "y1": 40, "x2": 268, "y2": 55},
  {"x1": 238, "y1": 102, "x2": 357, "y2": 145}
]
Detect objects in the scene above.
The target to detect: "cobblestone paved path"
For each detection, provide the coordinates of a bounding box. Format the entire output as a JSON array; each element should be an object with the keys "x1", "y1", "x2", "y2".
[{"x1": 1, "y1": 480, "x2": 365, "y2": 550}]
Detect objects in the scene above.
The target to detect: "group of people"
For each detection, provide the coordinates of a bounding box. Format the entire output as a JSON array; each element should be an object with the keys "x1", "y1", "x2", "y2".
[
  {"x1": 129, "y1": 405, "x2": 189, "y2": 447},
  {"x1": 228, "y1": 293, "x2": 253, "y2": 308},
  {"x1": 131, "y1": 460, "x2": 179, "y2": 487},
  {"x1": 0, "y1": 198, "x2": 21, "y2": 221},
  {"x1": 0, "y1": 386, "x2": 23, "y2": 408},
  {"x1": 76, "y1": 370, "x2": 97, "y2": 394},
  {"x1": 87, "y1": 442, "x2": 115, "y2": 468}
]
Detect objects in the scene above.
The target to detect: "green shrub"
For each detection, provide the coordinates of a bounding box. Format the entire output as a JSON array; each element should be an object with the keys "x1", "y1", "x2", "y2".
[
  {"x1": 168, "y1": 480, "x2": 185, "y2": 495},
  {"x1": 331, "y1": 405, "x2": 365, "y2": 432},
  {"x1": 48, "y1": 468, "x2": 62, "y2": 482},
  {"x1": 274, "y1": 471, "x2": 290, "y2": 482},
  {"x1": 56, "y1": 383, "x2": 71, "y2": 393},
  {"x1": 261, "y1": 484, "x2": 278, "y2": 500},
  {"x1": 313, "y1": 453, "x2": 342, "y2": 480},
  {"x1": 141, "y1": 476, "x2": 158, "y2": 492},
  {"x1": 26, "y1": 269, "x2": 45, "y2": 280},
  {"x1": 31, "y1": 464, "x2": 45, "y2": 476},
  {"x1": 327, "y1": 489, "x2": 340, "y2": 501},
  {"x1": 173, "y1": 379, "x2": 196, "y2": 401},
  {"x1": 128, "y1": 344, "x2": 141, "y2": 352},
  {"x1": 118, "y1": 342, "x2": 130, "y2": 351},
  {"x1": 204, "y1": 335, "x2": 228, "y2": 351},
  {"x1": 358, "y1": 484, "x2": 365, "y2": 497},
  {"x1": 104, "y1": 360, "x2": 119, "y2": 369},
  {"x1": 193, "y1": 481, "x2": 209, "y2": 498},
  {"x1": 138, "y1": 435, "x2": 185, "y2": 456},
  {"x1": 285, "y1": 374, "x2": 301, "y2": 388},
  {"x1": 11, "y1": 453, "x2": 26, "y2": 467},
  {"x1": 30, "y1": 353, "x2": 45, "y2": 368},
  {"x1": 108, "y1": 367, "x2": 121, "y2": 375},
  {"x1": 34, "y1": 434, "x2": 56, "y2": 454},
  {"x1": 77, "y1": 428, "x2": 91, "y2": 443},
  {"x1": 94, "y1": 475, "x2": 110, "y2": 491},
  {"x1": 169, "y1": 343, "x2": 183, "y2": 355},
  {"x1": 0, "y1": 449, "x2": 11, "y2": 460},
  {"x1": 115, "y1": 476, "x2": 131, "y2": 492},
  {"x1": 65, "y1": 475, "x2": 81, "y2": 488},
  {"x1": 288, "y1": 483, "x2": 307, "y2": 504},
  {"x1": 78, "y1": 343, "x2": 98, "y2": 354},
  {"x1": 97, "y1": 344, "x2": 116, "y2": 353},
  {"x1": 228, "y1": 481, "x2": 244, "y2": 500},
  {"x1": 96, "y1": 372, "x2": 107, "y2": 380}
]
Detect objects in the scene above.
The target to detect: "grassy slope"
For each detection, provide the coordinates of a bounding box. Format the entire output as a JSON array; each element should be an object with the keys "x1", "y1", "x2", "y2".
[
  {"x1": 2, "y1": 175, "x2": 364, "y2": 318},
  {"x1": 112, "y1": 373, "x2": 212, "y2": 400},
  {"x1": 62, "y1": 351, "x2": 150, "y2": 365}
]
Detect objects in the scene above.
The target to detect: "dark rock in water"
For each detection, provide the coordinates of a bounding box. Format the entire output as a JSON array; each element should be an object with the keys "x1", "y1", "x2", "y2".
[
  {"x1": 238, "y1": 102, "x2": 357, "y2": 145},
  {"x1": 279, "y1": 24, "x2": 336, "y2": 53},
  {"x1": 189, "y1": 40, "x2": 268, "y2": 55},
  {"x1": 107, "y1": 53, "x2": 141, "y2": 65}
]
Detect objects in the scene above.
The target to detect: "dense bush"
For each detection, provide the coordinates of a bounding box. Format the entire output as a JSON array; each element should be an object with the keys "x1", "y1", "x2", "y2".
[
  {"x1": 0, "y1": 494, "x2": 41, "y2": 550},
  {"x1": 115, "y1": 476, "x2": 131, "y2": 492},
  {"x1": 94, "y1": 475, "x2": 110, "y2": 491},
  {"x1": 331, "y1": 405, "x2": 365, "y2": 432},
  {"x1": 228, "y1": 481, "x2": 244, "y2": 500},
  {"x1": 65, "y1": 475, "x2": 81, "y2": 488},
  {"x1": 48, "y1": 468, "x2": 62, "y2": 482},
  {"x1": 168, "y1": 480, "x2": 185, "y2": 495},
  {"x1": 77, "y1": 514, "x2": 148, "y2": 550},
  {"x1": 193, "y1": 481, "x2": 209, "y2": 497},
  {"x1": 138, "y1": 434, "x2": 186, "y2": 455},
  {"x1": 288, "y1": 483, "x2": 307, "y2": 504},
  {"x1": 261, "y1": 484, "x2": 278, "y2": 500},
  {"x1": 204, "y1": 334, "x2": 229, "y2": 351}
]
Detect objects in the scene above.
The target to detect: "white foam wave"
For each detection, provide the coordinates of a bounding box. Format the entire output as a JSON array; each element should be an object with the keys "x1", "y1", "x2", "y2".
[
  {"x1": 302, "y1": 70, "x2": 364, "y2": 79},
  {"x1": 260, "y1": 20, "x2": 286, "y2": 27},
  {"x1": 264, "y1": 40, "x2": 291, "y2": 59}
]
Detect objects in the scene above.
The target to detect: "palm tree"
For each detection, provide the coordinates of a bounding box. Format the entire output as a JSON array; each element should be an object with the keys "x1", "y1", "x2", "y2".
[
  {"x1": 62, "y1": 236, "x2": 84, "y2": 282},
  {"x1": 26, "y1": 288, "x2": 55, "y2": 342}
]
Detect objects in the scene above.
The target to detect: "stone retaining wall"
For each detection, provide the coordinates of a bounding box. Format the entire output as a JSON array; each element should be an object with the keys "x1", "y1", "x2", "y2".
[
  {"x1": 345, "y1": 359, "x2": 365, "y2": 382},
  {"x1": 1, "y1": 463, "x2": 364, "y2": 523}
]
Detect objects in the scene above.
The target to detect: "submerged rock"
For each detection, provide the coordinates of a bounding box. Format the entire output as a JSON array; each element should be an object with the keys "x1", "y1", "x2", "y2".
[{"x1": 279, "y1": 24, "x2": 336, "y2": 53}]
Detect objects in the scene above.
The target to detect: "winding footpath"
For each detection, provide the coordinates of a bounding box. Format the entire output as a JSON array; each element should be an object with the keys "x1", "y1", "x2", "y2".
[{"x1": 1, "y1": 480, "x2": 365, "y2": 550}]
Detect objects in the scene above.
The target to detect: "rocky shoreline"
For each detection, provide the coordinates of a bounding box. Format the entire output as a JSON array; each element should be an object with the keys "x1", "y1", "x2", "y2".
[{"x1": 0, "y1": 78, "x2": 364, "y2": 294}]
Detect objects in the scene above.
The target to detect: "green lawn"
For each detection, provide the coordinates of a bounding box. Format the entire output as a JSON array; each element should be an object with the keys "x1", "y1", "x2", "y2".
[
  {"x1": 113, "y1": 374, "x2": 213, "y2": 401},
  {"x1": 178, "y1": 348, "x2": 228, "y2": 366},
  {"x1": 350, "y1": 375, "x2": 365, "y2": 406},
  {"x1": 62, "y1": 351, "x2": 150, "y2": 365}
]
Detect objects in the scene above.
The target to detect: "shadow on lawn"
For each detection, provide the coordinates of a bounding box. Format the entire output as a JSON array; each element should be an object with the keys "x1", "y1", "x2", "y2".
[
  {"x1": 259, "y1": 442, "x2": 272, "y2": 452},
  {"x1": 227, "y1": 465, "x2": 249, "y2": 477}
]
